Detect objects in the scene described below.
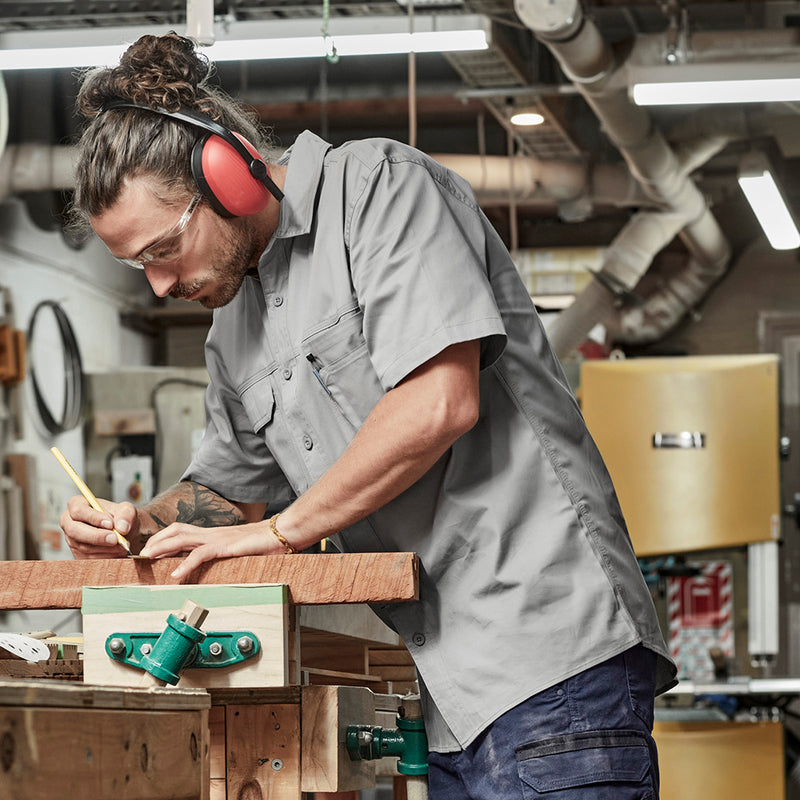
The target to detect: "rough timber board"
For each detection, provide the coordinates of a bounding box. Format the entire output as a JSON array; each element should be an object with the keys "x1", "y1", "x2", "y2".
[
  {"x1": 0, "y1": 680, "x2": 209, "y2": 800},
  {"x1": 0, "y1": 678, "x2": 210, "y2": 709},
  {"x1": 0, "y1": 552, "x2": 419, "y2": 609},
  {"x1": 301, "y1": 685, "x2": 375, "y2": 793},
  {"x1": 226, "y1": 703, "x2": 301, "y2": 799},
  {"x1": 82, "y1": 585, "x2": 288, "y2": 689}
]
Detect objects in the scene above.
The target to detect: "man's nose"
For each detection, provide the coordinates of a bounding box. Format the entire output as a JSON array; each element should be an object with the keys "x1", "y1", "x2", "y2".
[{"x1": 143, "y1": 264, "x2": 178, "y2": 297}]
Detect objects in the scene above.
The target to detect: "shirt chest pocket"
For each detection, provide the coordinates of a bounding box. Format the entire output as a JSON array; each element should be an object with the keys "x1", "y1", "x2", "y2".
[
  {"x1": 303, "y1": 305, "x2": 385, "y2": 430},
  {"x1": 239, "y1": 372, "x2": 277, "y2": 433}
]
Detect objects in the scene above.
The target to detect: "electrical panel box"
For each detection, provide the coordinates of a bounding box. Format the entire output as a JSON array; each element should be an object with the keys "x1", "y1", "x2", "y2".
[{"x1": 581, "y1": 355, "x2": 781, "y2": 556}]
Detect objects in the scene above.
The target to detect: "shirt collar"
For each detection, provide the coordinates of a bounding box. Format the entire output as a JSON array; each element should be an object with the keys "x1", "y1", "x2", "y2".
[{"x1": 273, "y1": 130, "x2": 333, "y2": 239}]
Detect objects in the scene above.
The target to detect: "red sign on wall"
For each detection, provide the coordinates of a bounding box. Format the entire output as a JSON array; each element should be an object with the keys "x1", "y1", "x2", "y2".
[{"x1": 668, "y1": 561, "x2": 733, "y2": 680}]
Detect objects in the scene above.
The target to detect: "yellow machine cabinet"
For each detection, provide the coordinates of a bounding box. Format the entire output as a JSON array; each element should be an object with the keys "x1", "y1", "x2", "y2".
[
  {"x1": 581, "y1": 355, "x2": 780, "y2": 556},
  {"x1": 655, "y1": 720, "x2": 784, "y2": 800}
]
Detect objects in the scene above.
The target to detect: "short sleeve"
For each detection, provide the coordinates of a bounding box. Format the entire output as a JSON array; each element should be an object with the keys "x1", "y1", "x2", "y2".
[
  {"x1": 181, "y1": 341, "x2": 295, "y2": 507},
  {"x1": 346, "y1": 154, "x2": 507, "y2": 389}
]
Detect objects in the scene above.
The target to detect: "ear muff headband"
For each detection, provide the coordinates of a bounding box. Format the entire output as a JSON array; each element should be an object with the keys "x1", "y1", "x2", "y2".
[{"x1": 101, "y1": 99, "x2": 283, "y2": 217}]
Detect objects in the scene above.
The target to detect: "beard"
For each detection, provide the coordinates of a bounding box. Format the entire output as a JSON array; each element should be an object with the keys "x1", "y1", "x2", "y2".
[{"x1": 170, "y1": 219, "x2": 261, "y2": 309}]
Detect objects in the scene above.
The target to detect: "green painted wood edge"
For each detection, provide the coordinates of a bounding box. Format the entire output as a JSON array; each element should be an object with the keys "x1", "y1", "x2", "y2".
[{"x1": 81, "y1": 584, "x2": 288, "y2": 614}]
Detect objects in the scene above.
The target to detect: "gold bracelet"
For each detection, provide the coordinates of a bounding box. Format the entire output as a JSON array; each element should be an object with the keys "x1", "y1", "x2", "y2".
[{"x1": 269, "y1": 513, "x2": 297, "y2": 554}]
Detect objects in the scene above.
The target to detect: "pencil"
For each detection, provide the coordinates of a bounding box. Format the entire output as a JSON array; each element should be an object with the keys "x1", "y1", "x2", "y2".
[{"x1": 50, "y1": 446, "x2": 132, "y2": 554}]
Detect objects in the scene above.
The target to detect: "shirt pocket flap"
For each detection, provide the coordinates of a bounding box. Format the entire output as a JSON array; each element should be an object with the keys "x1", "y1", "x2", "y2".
[
  {"x1": 239, "y1": 376, "x2": 276, "y2": 433},
  {"x1": 515, "y1": 730, "x2": 650, "y2": 792}
]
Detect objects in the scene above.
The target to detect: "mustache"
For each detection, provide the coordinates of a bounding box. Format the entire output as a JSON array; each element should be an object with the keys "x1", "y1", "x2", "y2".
[{"x1": 169, "y1": 280, "x2": 203, "y2": 300}]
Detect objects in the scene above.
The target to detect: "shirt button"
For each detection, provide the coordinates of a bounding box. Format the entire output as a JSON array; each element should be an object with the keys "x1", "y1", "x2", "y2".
[
  {"x1": 412, "y1": 633, "x2": 426, "y2": 647},
  {"x1": 282, "y1": 368, "x2": 292, "y2": 380},
  {"x1": 303, "y1": 435, "x2": 313, "y2": 450},
  {"x1": 274, "y1": 295, "x2": 284, "y2": 307}
]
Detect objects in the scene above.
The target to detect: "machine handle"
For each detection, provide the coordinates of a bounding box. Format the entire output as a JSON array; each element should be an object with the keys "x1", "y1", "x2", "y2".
[{"x1": 652, "y1": 432, "x2": 706, "y2": 449}]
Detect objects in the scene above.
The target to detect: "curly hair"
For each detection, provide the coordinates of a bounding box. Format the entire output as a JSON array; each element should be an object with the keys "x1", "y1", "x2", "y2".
[{"x1": 68, "y1": 32, "x2": 274, "y2": 235}]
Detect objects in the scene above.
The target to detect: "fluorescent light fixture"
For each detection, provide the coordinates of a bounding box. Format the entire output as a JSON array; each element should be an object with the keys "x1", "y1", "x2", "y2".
[
  {"x1": 510, "y1": 110, "x2": 545, "y2": 126},
  {"x1": 0, "y1": 16, "x2": 490, "y2": 71},
  {"x1": 738, "y1": 152, "x2": 800, "y2": 250},
  {"x1": 629, "y1": 61, "x2": 800, "y2": 106}
]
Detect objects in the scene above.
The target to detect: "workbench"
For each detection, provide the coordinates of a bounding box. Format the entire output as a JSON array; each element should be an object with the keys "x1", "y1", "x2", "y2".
[{"x1": 0, "y1": 553, "x2": 421, "y2": 800}]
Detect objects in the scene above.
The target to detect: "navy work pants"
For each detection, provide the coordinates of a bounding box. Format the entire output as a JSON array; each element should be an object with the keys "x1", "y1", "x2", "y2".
[{"x1": 428, "y1": 644, "x2": 660, "y2": 800}]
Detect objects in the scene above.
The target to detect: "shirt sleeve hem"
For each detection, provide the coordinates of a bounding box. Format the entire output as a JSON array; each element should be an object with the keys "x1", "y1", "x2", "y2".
[
  {"x1": 380, "y1": 319, "x2": 507, "y2": 389},
  {"x1": 179, "y1": 472, "x2": 296, "y2": 507}
]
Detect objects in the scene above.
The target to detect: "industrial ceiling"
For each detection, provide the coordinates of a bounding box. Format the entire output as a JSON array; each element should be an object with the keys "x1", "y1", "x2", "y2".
[{"x1": 2, "y1": 1, "x2": 800, "y2": 353}]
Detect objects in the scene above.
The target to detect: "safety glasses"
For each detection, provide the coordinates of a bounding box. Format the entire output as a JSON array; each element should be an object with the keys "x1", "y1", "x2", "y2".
[{"x1": 114, "y1": 192, "x2": 203, "y2": 270}]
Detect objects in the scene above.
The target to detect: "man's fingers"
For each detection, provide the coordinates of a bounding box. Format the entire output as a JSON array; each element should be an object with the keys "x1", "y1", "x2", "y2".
[
  {"x1": 170, "y1": 544, "x2": 219, "y2": 581},
  {"x1": 140, "y1": 523, "x2": 209, "y2": 558},
  {"x1": 112, "y1": 501, "x2": 138, "y2": 536},
  {"x1": 64, "y1": 496, "x2": 114, "y2": 529}
]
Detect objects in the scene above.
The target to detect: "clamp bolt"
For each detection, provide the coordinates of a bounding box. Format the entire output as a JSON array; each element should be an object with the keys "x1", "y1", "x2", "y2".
[
  {"x1": 140, "y1": 643, "x2": 152, "y2": 656},
  {"x1": 237, "y1": 636, "x2": 254, "y2": 654},
  {"x1": 108, "y1": 638, "x2": 126, "y2": 655},
  {"x1": 208, "y1": 641, "x2": 223, "y2": 657}
]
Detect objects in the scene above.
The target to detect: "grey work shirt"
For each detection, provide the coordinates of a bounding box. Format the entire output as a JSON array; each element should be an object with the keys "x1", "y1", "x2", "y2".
[{"x1": 184, "y1": 130, "x2": 677, "y2": 751}]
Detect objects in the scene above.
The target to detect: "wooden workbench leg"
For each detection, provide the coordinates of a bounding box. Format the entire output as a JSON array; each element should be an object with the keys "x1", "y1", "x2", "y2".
[
  {"x1": 209, "y1": 705, "x2": 227, "y2": 800},
  {"x1": 226, "y1": 703, "x2": 301, "y2": 799}
]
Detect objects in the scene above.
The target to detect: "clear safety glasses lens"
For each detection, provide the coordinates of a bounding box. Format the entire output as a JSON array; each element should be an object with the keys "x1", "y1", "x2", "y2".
[{"x1": 114, "y1": 193, "x2": 203, "y2": 270}]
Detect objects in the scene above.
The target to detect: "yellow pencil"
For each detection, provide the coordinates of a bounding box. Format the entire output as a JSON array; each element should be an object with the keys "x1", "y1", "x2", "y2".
[{"x1": 50, "y1": 446, "x2": 132, "y2": 554}]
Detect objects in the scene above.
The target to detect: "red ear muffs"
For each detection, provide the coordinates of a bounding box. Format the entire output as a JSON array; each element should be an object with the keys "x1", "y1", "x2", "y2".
[
  {"x1": 191, "y1": 132, "x2": 273, "y2": 218},
  {"x1": 100, "y1": 99, "x2": 284, "y2": 218}
]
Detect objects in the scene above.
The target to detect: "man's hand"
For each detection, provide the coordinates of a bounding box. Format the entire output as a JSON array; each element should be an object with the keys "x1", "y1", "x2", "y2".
[
  {"x1": 139, "y1": 520, "x2": 280, "y2": 580},
  {"x1": 60, "y1": 495, "x2": 138, "y2": 559}
]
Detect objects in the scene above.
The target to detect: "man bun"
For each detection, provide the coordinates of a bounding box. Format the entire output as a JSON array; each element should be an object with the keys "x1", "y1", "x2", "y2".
[{"x1": 77, "y1": 31, "x2": 222, "y2": 120}]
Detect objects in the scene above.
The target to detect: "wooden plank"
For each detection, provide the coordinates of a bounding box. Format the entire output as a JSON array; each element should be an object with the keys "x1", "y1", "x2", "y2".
[
  {"x1": 5, "y1": 454, "x2": 40, "y2": 559},
  {"x1": 94, "y1": 408, "x2": 156, "y2": 435},
  {"x1": 0, "y1": 678, "x2": 210, "y2": 710},
  {"x1": 302, "y1": 667, "x2": 382, "y2": 686},
  {"x1": 368, "y1": 647, "x2": 415, "y2": 666},
  {"x1": 299, "y1": 604, "x2": 401, "y2": 646},
  {"x1": 209, "y1": 686, "x2": 301, "y2": 706},
  {"x1": 0, "y1": 552, "x2": 419, "y2": 609},
  {"x1": 226, "y1": 703, "x2": 301, "y2": 799},
  {"x1": 0, "y1": 705, "x2": 209, "y2": 800},
  {"x1": 301, "y1": 685, "x2": 375, "y2": 793},
  {"x1": 208, "y1": 705, "x2": 226, "y2": 800},
  {"x1": 300, "y1": 637, "x2": 369, "y2": 675}
]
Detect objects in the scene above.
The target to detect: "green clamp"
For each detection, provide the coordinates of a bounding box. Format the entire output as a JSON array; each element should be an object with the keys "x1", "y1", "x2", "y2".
[
  {"x1": 346, "y1": 714, "x2": 428, "y2": 775},
  {"x1": 106, "y1": 619, "x2": 259, "y2": 685}
]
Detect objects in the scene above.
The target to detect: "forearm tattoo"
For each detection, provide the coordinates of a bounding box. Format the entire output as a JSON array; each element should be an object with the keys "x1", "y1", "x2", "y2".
[{"x1": 137, "y1": 482, "x2": 247, "y2": 546}]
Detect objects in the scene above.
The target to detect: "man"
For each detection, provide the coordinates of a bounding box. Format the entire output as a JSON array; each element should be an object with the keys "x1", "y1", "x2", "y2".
[{"x1": 62, "y1": 32, "x2": 676, "y2": 799}]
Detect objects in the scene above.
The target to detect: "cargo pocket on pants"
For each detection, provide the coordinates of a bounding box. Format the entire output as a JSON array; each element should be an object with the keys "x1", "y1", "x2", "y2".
[{"x1": 515, "y1": 730, "x2": 654, "y2": 799}]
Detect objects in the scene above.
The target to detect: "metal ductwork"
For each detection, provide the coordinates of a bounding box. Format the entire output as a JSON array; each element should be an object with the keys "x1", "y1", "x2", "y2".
[
  {"x1": 514, "y1": 0, "x2": 732, "y2": 357},
  {"x1": 431, "y1": 153, "x2": 653, "y2": 211},
  {"x1": 0, "y1": 144, "x2": 77, "y2": 200}
]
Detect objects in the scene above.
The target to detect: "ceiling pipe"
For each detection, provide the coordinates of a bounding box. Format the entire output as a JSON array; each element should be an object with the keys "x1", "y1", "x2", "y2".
[
  {"x1": 0, "y1": 144, "x2": 77, "y2": 200},
  {"x1": 629, "y1": 28, "x2": 800, "y2": 66},
  {"x1": 514, "y1": 0, "x2": 732, "y2": 356},
  {"x1": 431, "y1": 153, "x2": 653, "y2": 209}
]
